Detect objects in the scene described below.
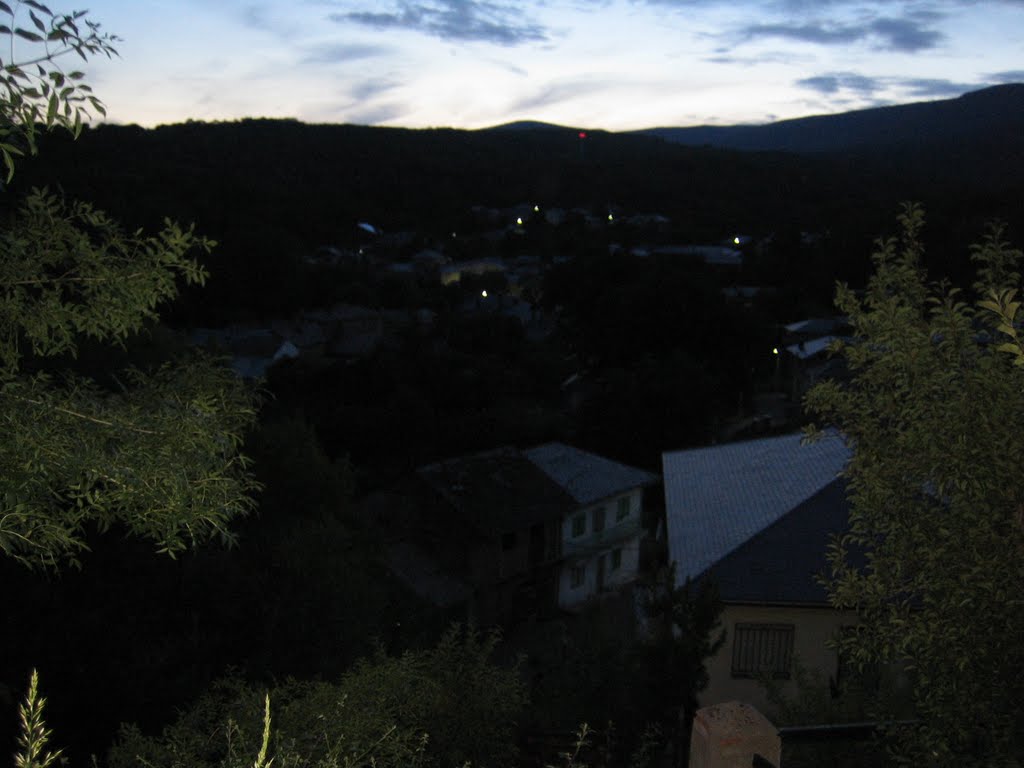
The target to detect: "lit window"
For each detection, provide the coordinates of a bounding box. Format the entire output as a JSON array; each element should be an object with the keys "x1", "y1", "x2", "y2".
[
  {"x1": 611, "y1": 548, "x2": 622, "y2": 570},
  {"x1": 572, "y1": 514, "x2": 585, "y2": 537},
  {"x1": 593, "y1": 506, "x2": 606, "y2": 532},
  {"x1": 616, "y1": 497, "x2": 630, "y2": 521},
  {"x1": 571, "y1": 565, "x2": 585, "y2": 588},
  {"x1": 731, "y1": 624, "x2": 794, "y2": 679}
]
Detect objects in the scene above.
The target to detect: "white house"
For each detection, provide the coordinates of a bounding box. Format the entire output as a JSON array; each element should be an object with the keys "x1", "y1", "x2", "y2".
[{"x1": 525, "y1": 443, "x2": 660, "y2": 610}]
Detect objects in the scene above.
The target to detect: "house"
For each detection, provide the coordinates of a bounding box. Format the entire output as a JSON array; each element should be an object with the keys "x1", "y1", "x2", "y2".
[
  {"x1": 403, "y1": 443, "x2": 659, "y2": 623},
  {"x1": 526, "y1": 443, "x2": 660, "y2": 610},
  {"x1": 651, "y1": 245, "x2": 743, "y2": 268},
  {"x1": 780, "y1": 316, "x2": 851, "y2": 400},
  {"x1": 661, "y1": 431, "x2": 852, "y2": 713}
]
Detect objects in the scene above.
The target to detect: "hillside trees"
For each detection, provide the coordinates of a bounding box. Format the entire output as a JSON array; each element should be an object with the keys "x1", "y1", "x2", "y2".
[
  {"x1": 108, "y1": 625, "x2": 527, "y2": 768},
  {"x1": 805, "y1": 204, "x2": 1024, "y2": 765},
  {"x1": 0, "y1": 4, "x2": 260, "y2": 568}
]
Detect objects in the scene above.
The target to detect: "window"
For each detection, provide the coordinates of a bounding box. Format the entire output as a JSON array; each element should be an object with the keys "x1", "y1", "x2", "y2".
[
  {"x1": 731, "y1": 623, "x2": 794, "y2": 679},
  {"x1": 611, "y1": 548, "x2": 622, "y2": 570},
  {"x1": 571, "y1": 514, "x2": 585, "y2": 537},
  {"x1": 501, "y1": 532, "x2": 517, "y2": 551},
  {"x1": 593, "y1": 506, "x2": 606, "y2": 532},
  {"x1": 616, "y1": 497, "x2": 630, "y2": 521},
  {"x1": 570, "y1": 565, "x2": 585, "y2": 588}
]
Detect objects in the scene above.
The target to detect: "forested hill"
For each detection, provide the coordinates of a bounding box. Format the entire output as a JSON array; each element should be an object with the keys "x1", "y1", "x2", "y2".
[
  {"x1": 8, "y1": 110, "x2": 1023, "y2": 323},
  {"x1": 637, "y1": 83, "x2": 1024, "y2": 153}
]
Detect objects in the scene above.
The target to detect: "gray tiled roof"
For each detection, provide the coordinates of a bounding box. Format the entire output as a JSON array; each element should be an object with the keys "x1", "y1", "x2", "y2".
[
  {"x1": 705, "y1": 478, "x2": 850, "y2": 605},
  {"x1": 525, "y1": 442, "x2": 660, "y2": 505},
  {"x1": 662, "y1": 431, "x2": 851, "y2": 584},
  {"x1": 417, "y1": 448, "x2": 575, "y2": 533}
]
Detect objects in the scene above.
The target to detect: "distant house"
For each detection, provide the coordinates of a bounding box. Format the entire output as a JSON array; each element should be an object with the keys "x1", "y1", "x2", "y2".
[
  {"x1": 651, "y1": 245, "x2": 743, "y2": 268},
  {"x1": 661, "y1": 431, "x2": 853, "y2": 713},
  {"x1": 526, "y1": 443, "x2": 660, "y2": 610},
  {"x1": 781, "y1": 316, "x2": 851, "y2": 399},
  {"x1": 439, "y1": 258, "x2": 506, "y2": 286},
  {"x1": 414, "y1": 448, "x2": 569, "y2": 623},
  {"x1": 323, "y1": 304, "x2": 384, "y2": 359},
  {"x1": 401, "y1": 443, "x2": 659, "y2": 623}
]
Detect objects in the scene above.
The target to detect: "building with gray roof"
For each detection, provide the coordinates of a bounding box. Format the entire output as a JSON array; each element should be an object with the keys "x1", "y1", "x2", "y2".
[
  {"x1": 661, "y1": 431, "x2": 855, "y2": 712},
  {"x1": 662, "y1": 431, "x2": 850, "y2": 585},
  {"x1": 398, "y1": 443, "x2": 660, "y2": 623}
]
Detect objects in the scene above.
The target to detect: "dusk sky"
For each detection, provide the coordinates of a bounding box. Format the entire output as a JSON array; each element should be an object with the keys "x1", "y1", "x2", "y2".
[{"x1": 52, "y1": 0, "x2": 1024, "y2": 130}]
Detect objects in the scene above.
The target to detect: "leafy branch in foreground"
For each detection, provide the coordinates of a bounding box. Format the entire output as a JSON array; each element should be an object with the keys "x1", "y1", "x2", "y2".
[
  {"x1": 0, "y1": 2, "x2": 119, "y2": 179},
  {"x1": 0, "y1": 190, "x2": 260, "y2": 569},
  {"x1": 804, "y1": 203, "x2": 1024, "y2": 766}
]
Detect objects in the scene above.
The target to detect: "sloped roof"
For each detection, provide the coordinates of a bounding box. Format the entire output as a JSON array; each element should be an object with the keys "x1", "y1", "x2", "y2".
[
  {"x1": 662, "y1": 432, "x2": 851, "y2": 585},
  {"x1": 417, "y1": 447, "x2": 575, "y2": 534},
  {"x1": 785, "y1": 335, "x2": 840, "y2": 360},
  {"x1": 525, "y1": 442, "x2": 660, "y2": 506},
  {"x1": 704, "y1": 478, "x2": 850, "y2": 605}
]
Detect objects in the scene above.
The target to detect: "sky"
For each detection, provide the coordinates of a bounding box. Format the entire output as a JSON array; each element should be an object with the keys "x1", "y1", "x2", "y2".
[{"x1": 26, "y1": 0, "x2": 1024, "y2": 131}]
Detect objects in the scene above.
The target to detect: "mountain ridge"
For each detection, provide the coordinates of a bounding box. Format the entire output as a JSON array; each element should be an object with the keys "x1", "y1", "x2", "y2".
[{"x1": 483, "y1": 84, "x2": 1024, "y2": 154}]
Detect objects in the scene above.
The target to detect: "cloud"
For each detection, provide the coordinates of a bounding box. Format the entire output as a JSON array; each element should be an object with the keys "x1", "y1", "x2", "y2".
[
  {"x1": 507, "y1": 77, "x2": 617, "y2": 113},
  {"x1": 867, "y1": 17, "x2": 943, "y2": 52},
  {"x1": 796, "y1": 72, "x2": 981, "y2": 100},
  {"x1": 796, "y1": 71, "x2": 883, "y2": 95},
  {"x1": 343, "y1": 102, "x2": 408, "y2": 125},
  {"x1": 986, "y1": 70, "x2": 1024, "y2": 83},
  {"x1": 350, "y1": 78, "x2": 401, "y2": 100},
  {"x1": 899, "y1": 77, "x2": 978, "y2": 97},
  {"x1": 302, "y1": 42, "x2": 393, "y2": 64},
  {"x1": 704, "y1": 50, "x2": 812, "y2": 66},
  {"x1": 739, "y1": 16, "x2": 943, "y2": 52},
  {"x1": 332, "y1": 1, "x2": 548, "y2": 46}
]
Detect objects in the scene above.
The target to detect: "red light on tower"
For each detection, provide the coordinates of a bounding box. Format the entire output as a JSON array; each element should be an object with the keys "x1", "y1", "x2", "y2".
[{"x1": 578, "y1": 131, "x2": 587, "y2": 139}]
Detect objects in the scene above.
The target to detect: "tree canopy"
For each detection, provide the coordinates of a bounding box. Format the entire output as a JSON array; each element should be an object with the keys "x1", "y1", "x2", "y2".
[
  {"x1": 0, "y1": 5, "x2": 259, "y2": 568},
  {"x1": 806, "y1": 204, "x2": 1024, "y2": 765}
]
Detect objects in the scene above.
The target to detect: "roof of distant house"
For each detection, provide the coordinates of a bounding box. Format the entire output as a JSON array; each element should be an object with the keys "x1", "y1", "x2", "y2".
[
  {"x1": 704, "y1": 478, "x2": 850, "y2": 605},
  {"x1": 526, "y1": 442, "x2": 660, "y2": 506},
  {"x1": 784, "y1": 317, "x2": 849, "y2": 336},
  {"x1": 662, "y1": 431, "x2": 851, "y2": 584},
  {"x1": 417, "y1": 447, "x2": 575, "y2": 534},
  {"x1": 785, "y1": 335, "x2": 841, "y2": 360}
]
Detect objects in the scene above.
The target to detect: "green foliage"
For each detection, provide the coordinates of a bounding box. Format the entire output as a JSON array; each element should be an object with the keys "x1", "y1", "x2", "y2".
[
  {"x1": 0, "y1": 189, "x2": 211, "y2": 374},
  {"x1": 760, "y1": 656, "x2": 888, "y2": 768},
  {"x1": 0, "y1": 7, "x2": 260, "y2": 569},
  {"x1": 109, "y1": 625, "x2": 526, "y2": 768},
  {"x1": 805, "y1": 203, "x2": 1024, "y2": 766},
  {"x1": 0, "y1": 3, "x2": 117, "y2": 180},
  {"x1": 14, "y1": 671, "x2": 62, "y2": 768},
  {"x1": 0, "y1": 193, "x2": 259, "y2": 568}
]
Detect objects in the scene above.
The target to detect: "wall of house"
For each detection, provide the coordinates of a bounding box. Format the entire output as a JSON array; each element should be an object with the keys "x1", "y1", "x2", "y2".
[
  {"x1": 557, "y1": 488, "x2": 646, "y2": 609},
  {"x1": 560, "y1": 488, "x2": 644, "y2": 546},
  {"x1": 700, "y1": 604, "x2": 857, "y2": 716},
  {"x1": 558, "y1": 534, "x2": 641, "y2": 609}
]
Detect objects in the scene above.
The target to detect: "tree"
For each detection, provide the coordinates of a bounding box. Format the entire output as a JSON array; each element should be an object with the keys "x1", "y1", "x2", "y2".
[
  {"x1": 805, "y1": 204, "x2": 1024, "y2": 766},
  {"x1": 0, "y1": 5, "x2": 259, "y2": 568},
  {"x1": 643, "y1": 575, "x2": 725, "y2": 767},
  {"x1": 0, "y1": 1, "x2": 117, "y2": 181},
  {"x1": 107, "y1": 625, "x2": 527, "y2": 768}
]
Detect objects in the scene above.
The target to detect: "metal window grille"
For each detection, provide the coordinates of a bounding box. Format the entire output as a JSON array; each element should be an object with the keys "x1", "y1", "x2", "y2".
[{"x1": 731, "y1": 623, "x2": 794, "y2": 679}]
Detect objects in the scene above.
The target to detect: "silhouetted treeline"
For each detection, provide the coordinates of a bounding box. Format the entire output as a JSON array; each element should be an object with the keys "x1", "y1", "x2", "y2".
[{"x1": 10, "y1": 117, "x2": 1021, "y2": 324}]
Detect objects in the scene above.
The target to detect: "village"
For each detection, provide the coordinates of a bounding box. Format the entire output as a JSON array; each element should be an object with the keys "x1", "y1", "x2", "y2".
[{"x1": 185, "y1": 199, "x2": 857, "y2": 727}]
